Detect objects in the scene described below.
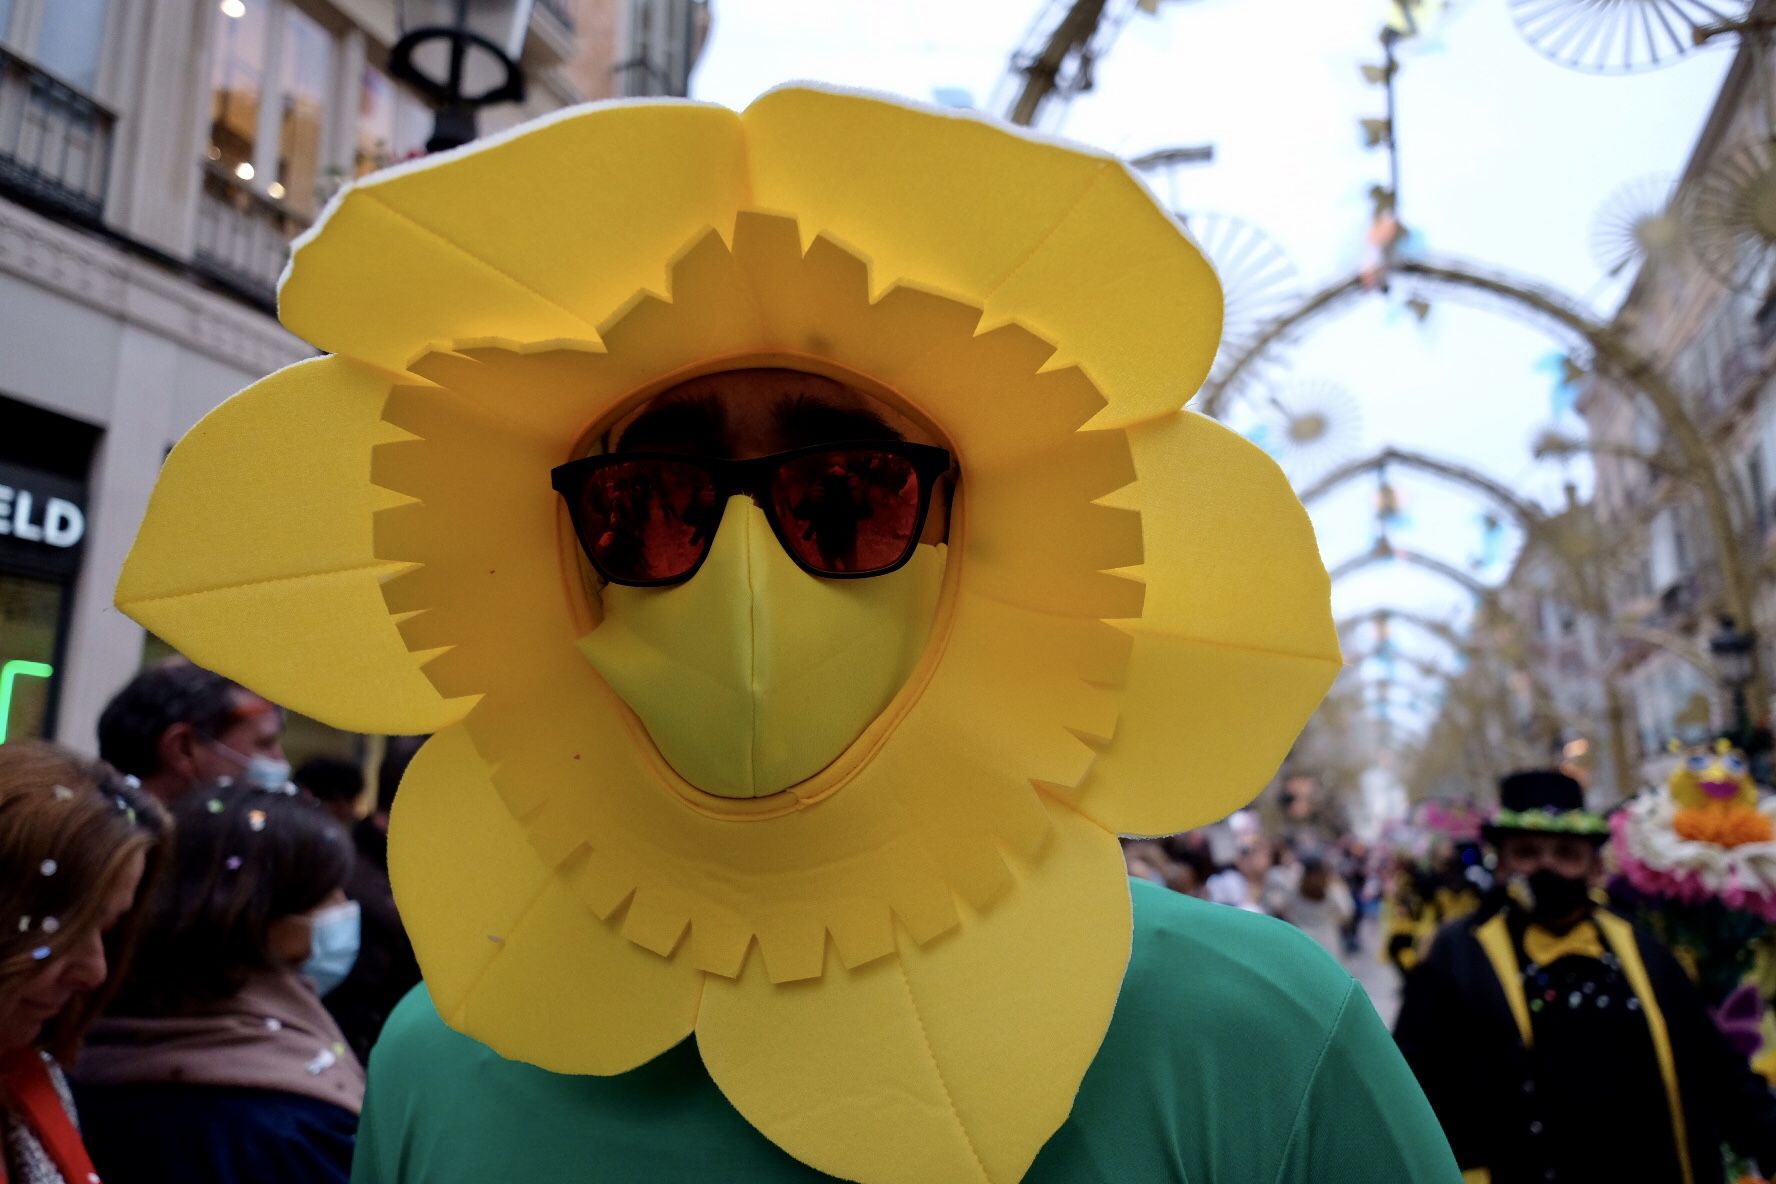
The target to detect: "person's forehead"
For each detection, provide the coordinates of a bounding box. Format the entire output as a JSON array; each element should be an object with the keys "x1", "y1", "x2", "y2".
[
  {"x1": 224, "y1": 693, "x2": 281, "y2": 734},
  {"x1": 603, "y1": 367, "x2": 938, "y2": 449}
]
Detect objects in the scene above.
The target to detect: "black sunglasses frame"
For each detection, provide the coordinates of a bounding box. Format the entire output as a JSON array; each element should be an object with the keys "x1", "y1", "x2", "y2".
[{"x1": 551, "y1": 440, "x2": 955, "y2": 588}]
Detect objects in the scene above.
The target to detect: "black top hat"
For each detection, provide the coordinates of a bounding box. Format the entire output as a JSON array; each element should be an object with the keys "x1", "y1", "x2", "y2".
[{"x1": 1482, "y1": 769, "x2": 1608, "y2": 844}]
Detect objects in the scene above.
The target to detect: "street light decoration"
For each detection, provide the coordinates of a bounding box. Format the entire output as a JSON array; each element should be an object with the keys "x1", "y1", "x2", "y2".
[
  {"x1": 1253, "y1": 378, "x2": 1362, "y2": 486},
  {"x1": 391, "y1": 0, "x2": 534, "y2": 153},
  {"x1": 1687, "y1": 135, "x2": 1776, "y2": 293},
  {"x1": 1590, "y1": 173, "x2": 1685, "y2": 277},
  {"x1": 1508, "y1": 0, "x2": 1745, "y2": 74},
  {"x1": 1179, "y1": 212, "x2": 1304, "y2": 391},
  {"x1": 1710, "y1": 615, "x2": 1758, "y2": 692}
]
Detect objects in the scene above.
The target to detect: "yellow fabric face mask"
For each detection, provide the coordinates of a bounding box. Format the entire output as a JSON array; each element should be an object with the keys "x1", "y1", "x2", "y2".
[{"x1": 579, "y1": 496, "x2": 947, "y2": 799}]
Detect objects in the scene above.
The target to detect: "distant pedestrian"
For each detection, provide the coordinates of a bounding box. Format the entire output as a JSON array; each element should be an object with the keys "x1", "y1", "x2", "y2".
[
  {"x1": 294, "y1": 756, "x2": 364, "y2": 828},
  {"x1": 316, "y1": 738, "x2": 424, "y2": 1065},
  {"x1": 74, "y1": 785, "x2": 364, "y2": 1184},
  {"x1": 0, "y1": 742, "x2": 166, "y2": 1184},
  {"x1": 98, "y1": 660, "x2": 290, "y2": 804},
  {"x1": 1286, "y1": 853, "x2": 1355, "y2": 956}
]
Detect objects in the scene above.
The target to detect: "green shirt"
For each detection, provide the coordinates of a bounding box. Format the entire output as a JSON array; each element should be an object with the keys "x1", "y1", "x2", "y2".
[{"x1": 353, "y1": 880, "x2": 1460, "y2": 1182}]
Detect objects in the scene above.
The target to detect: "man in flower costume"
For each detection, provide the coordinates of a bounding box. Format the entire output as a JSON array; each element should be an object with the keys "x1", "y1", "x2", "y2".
[
  {"x1": 1395, "y1": 770, "x2": 1776, "y2": 1184},
  {"x1": 116, "y1": 87, "x2": 1459, "y2": 1182}
]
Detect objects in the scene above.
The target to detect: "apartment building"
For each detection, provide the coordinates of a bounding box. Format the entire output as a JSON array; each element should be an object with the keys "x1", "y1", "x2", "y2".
[{"x1": 0, "y1": 0, "x2": 706, "y2": 757}]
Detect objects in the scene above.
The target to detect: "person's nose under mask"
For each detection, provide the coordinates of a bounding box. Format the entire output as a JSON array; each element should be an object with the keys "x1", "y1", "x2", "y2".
[{"x1": 579, "y1": 497, "x2": 947, "y2": 799}]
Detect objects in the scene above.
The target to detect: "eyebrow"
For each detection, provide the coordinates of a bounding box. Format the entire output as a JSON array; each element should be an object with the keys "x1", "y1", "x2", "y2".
[
  {"x1": 774, "y1": 396, "x2": 903, "y2": 448},
  {"x1": 614, "y1": 396, "x2": 725, "y2": 453}
]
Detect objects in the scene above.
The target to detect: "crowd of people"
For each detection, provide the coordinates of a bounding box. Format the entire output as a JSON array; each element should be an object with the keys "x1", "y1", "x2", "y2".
[
  {"x1": 1120, "y1": 829, "x2": 1370, "y2": 960},
  {"x1": 1125, "y1": 765, "x2": 1776, "y2": 1184},
  {"x1": 0, "y1": 662, "x2": 422, "y2": 1183},
  {"x1": 13, "y1": 667, "x2": 1776, "y2": 1182}
]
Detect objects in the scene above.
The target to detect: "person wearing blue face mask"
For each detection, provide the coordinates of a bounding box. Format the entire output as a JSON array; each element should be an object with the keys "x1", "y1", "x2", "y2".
[
  {"x1": 71, "y1": 785, "x2": 364, "y2": 1184},
  {"x1": 98, "y1": 660, "x2": 292, "y2": 804}
]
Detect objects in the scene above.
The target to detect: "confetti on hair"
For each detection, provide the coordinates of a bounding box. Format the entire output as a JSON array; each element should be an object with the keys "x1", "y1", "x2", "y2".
[
  {"x1": 247, "y1": 810, "x2": 267, "y2": 833},
  {"x1": 50, "y1": 786, "x2": 72, "y2": 802},
  {"x1": 206, "y1": 799, "x2": 224, "y2": 814},
  {"x1": 41, "y1": 918, "x2": 59, "y2": 935},
  {"x1": 225, "y1": 856, "x2": 243, "y2": 871},
  {"x1": 39, "y1": 860, "x2": 56, "y2": 877},
  {"x1": 16, "y1": 916, "x2": 29, "y2": 933},
  {"x1": 30, "y1": 946, "x2": 50, "y2": 961}
]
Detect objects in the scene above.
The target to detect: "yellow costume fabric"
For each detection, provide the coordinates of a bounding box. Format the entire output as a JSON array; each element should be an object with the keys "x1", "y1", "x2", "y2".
[
  {"x1": 580, "y1": 500, "x2": 948, "y2": 799},
  {"x1": 116, "y1": 87, "x2": 1340, "y2": 1183}
]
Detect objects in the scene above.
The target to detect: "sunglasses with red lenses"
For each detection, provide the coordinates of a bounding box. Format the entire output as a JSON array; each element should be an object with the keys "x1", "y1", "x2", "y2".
[{"x1": 551, "y1": 441, "x2": 954, "y2": 587}]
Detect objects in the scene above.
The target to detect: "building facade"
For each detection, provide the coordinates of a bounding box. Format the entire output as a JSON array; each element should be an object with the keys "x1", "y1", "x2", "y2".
[
  {"x1": 1575, "y1": 36, "x2": 1776, "y2": 786},
  {"x1": 0, "y1": 0, "x2": 705, "y2": 758}
]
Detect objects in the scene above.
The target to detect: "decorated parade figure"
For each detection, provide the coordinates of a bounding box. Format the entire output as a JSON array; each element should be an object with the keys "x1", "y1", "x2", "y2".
[
  {"x1": 1381, "y1": 798, "x2": 1490, "y2": 979},
  {"x1": 115, "y1": 88, "x2": 1461, "y2": 1182},
  {"x1": 1613, "y1": 739, "x2": 1776, "y2": 1179},
  {"x1": 1395, "y1": 770, "x2": 1776, "y2": 1184}
]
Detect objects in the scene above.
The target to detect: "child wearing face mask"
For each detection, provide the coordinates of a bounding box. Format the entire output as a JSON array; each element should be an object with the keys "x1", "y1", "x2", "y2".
[{"x1": 72, "y1": 785, "x2": 364, "y2": 1184}]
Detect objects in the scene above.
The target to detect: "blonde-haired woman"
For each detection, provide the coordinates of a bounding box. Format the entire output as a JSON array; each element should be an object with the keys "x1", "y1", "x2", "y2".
[{"x1": 0, "y1": 741, "x2": 167, "y2": 1184}]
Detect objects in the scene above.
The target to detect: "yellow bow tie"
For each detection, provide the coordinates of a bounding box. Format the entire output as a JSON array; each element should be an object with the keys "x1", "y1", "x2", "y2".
[{"x1": 1524, "y1": 921, "x2": 1605, "y2": 967}]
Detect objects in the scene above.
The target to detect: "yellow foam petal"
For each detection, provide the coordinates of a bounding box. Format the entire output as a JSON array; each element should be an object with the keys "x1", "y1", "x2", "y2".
[
  {"x1": 741, "y1": 86, "x2": 1219, "y2": 424},
  {"x1": 389, "y1": 726, "x2": 701, "y2": 1074},
  {"x1": 114, "y1": 356, "x2": 467, "y2": 734},
  {"x1": 280, "y1": 102, "x2": 749, "y2": 373},
  {"x1": 1063, "y1": 411, "x2": 1340, "y2": 835},
  {"x1": 697, "y1": 797, "x2": 1129, "y2": 1184}
]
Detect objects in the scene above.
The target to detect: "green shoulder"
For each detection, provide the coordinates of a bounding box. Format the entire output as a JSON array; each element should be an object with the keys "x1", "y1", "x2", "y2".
[{"x1": 1118, "y1": 878, "x2": 1357, "y2": 1037}]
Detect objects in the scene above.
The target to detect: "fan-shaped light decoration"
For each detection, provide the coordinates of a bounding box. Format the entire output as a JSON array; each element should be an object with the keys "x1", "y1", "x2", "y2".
[
  {"x1": 1180, "y1": 212, "x2": 1304, "y2": 390},
  {"x1": 1689, "y1": 136, "x2": 1776, "y2": 293},
  {"x1": 1591, "y1": 174, "x2": 1683, "y2": 276},
  {"x1": 1255, "y1": 378, "x2": 1362, "y2": 484},
  {"x1": 1509, "y1": 0, "x2": 1744, "y2": 74}
]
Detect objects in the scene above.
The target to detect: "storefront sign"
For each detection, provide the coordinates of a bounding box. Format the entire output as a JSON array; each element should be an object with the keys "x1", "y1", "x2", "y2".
[
  {"x1": 0, "y1": 462, "x2": 85, "y2": 579},
  {"x1": 0, "y1": 486, "x2": 83, "y2": 548}
]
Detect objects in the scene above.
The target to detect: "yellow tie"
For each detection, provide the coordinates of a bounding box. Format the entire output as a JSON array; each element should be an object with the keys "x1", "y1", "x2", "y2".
[{"x1": 1524, "y1": 920, "x2": 1606, "y2": 966}]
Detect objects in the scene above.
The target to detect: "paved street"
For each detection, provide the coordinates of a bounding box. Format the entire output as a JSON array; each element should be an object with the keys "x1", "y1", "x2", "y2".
[{"x1": 1341, "y1": 920, "x2": 1402, "y2": 1029}]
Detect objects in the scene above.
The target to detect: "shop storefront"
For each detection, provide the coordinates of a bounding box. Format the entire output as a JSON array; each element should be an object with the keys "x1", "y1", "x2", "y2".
[{"x1": 0, "y1": 396, "x2": 96, "y2": 745}]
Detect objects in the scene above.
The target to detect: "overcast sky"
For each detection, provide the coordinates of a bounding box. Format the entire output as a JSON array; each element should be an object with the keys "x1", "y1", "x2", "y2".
[{"x1": 691, "y1": 0, "x2": 1733, "y2": 745}]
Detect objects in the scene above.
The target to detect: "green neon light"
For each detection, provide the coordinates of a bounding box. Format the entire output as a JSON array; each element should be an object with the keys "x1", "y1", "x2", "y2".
[{"x1": 0, "y1": 660, "x2": 53, "y2": 745}]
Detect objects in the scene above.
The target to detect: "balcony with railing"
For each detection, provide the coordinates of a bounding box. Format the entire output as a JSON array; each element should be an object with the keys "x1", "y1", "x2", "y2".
[
  {"x1": 192, "y1": 164, "x2": 310, "y2": 311},
  {"x1": 0, "y1": 46, "x2": 115, "y2": 225}
]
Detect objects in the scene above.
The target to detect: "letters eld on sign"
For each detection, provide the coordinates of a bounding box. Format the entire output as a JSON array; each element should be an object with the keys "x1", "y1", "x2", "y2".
[{"x1": 0, "y1": 486, "x2": 85, "y2": 548}]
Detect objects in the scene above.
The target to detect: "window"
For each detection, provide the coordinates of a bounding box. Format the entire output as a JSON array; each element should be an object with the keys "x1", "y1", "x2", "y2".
[
  {"x1": 356, "y1": 66, "x2": 429, "y2": 177},
  {"x1": 275, "y1": 5, "x2": 331, "y2": 216},
  {"x1": 208, "y1": 0, "x2": 270, "y2": 180},
  {"x1": 0, "y1": 574, "x2": 61, "y2": 744},
  {"x1": 34, "y1": 0, "x2": 107, "y2": 92},
  {"x1": 206, "y1": 1, "x2": 342, "y2": 214}
]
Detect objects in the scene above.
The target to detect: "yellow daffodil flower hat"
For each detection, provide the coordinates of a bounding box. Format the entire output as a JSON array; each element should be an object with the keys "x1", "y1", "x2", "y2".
[{"x1": 117, "y1": 85, "x2": 1339, "y2": 1184}]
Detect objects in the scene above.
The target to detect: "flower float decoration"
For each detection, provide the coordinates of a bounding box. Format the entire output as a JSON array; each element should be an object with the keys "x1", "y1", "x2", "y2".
[
  {"x1": 1614, "y1": 740, "x2": 1776, "y2": 1097},
  {"x1": 1669, "y1": 740, "x2": 1774, "y2": 847},
  {"x1": 1613, "y1": 783, "x2": 1776, "y2": 923},
  {"x1": 113, "y1": 87, "x2": 1340, "y2": 1183}
]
